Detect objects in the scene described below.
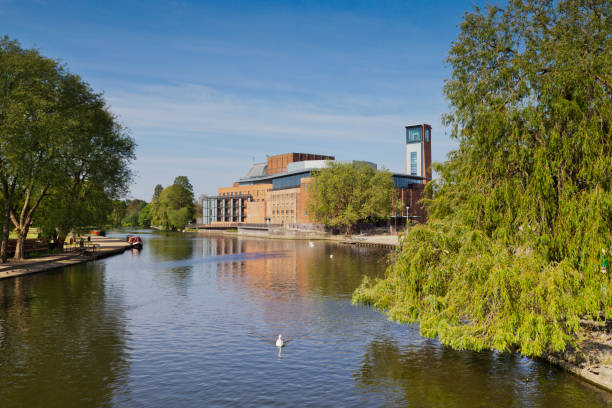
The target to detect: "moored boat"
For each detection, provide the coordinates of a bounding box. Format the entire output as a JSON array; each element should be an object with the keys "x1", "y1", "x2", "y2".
[{"x1": 127, "y1": 235, "x2": 143, "y2": 249}]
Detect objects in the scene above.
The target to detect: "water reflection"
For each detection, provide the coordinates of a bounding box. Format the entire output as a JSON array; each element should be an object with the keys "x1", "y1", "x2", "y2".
[
  {"x1": 0, "y1": 263, "x2": 128, "y2": 408},
  {"x1": 0, "y1": 233, "x2": 608, "y2": 407},
  {"x1": 195, "y1": 235, "x2": 387, "y2": 298},
  {"x1": 354, "y1": 336, "x2": 611, "y2": 407},
  {"x1": 146, "y1": 232, "x2": 195, "y2": 261}
]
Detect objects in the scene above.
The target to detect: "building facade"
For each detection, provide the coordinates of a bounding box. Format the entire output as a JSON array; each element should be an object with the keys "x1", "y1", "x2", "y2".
[
  {"x1": 202, "y1": 194, "x2": 249, "y2": 224},
  {"x1": 202, "y1": 126, "x2": 433, "y2": 228},
  {"x1": 405, "y1": 124, "x2": 432, "y2": 181}
]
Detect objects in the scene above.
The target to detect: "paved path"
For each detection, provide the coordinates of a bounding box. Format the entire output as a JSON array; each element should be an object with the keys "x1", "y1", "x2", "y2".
[{"x1": 0, "y1": 235, "x2": 133, "y2": 280}]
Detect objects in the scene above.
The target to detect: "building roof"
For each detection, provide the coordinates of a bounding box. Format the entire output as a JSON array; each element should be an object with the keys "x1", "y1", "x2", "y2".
[
  {"x1": 238, "y1": 159, "x2": 426, "y2": 186},
  {"x1": 243, "y1": 162, "x2": 267, "y2": 179}
]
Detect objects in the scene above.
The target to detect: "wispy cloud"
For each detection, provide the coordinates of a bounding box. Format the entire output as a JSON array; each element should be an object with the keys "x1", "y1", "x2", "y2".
[
  {"x1": 108, "y1": 82, "x2": 422, "y2": 145},
  {"x1": 108, "y1": 81, "x2": 448, "y2": 199}
]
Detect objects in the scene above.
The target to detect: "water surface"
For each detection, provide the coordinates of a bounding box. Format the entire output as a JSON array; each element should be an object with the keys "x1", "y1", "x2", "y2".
[{"x1": 0, "y1": 232, "x2": 609, "y2": 407}]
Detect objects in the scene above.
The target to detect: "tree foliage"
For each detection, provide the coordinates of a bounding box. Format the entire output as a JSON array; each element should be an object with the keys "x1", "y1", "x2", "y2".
[
  {"x1": 0, "y1": 36, "x2": 135, "y2": 259},
  {"x1": 36, "y1": 76, "x2": 135, "y2": 243},
  {"x1": 137, "y1": 204, "x2": 152, "y2": 227},
  {"x1": 307, "y1": 162, "x2": 395, "y2": 232},
  {"x1": 354, "y1": 0, "x2": 611, "y2": 357},
  {"x1": 150, "y1": 177, "x2": 195, "y2": 230}
]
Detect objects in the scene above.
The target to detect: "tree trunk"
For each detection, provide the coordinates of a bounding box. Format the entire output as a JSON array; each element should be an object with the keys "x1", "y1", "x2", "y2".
[
  {"x1": 0, "y1": 178, "x2": 16, "y2": 263},
  {"x1": 56, "y1": 235, "x2": 66, "y2": 252},
  {"x1": 55, "y1": 228, "x2": 66, "y2": 252},
  {"x1": 11, "y1": 183, "x2": 50, "y2": 261},
  {"x1": 1, "y1": 198, "x2": 11, "y2": 263},
  {"x1": 13, "y1": 225, "x2": 28, "y2": 261}
]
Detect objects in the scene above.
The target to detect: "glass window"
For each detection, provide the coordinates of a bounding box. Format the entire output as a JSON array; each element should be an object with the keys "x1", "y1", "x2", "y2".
[
  {"x1": 406, "y1": 127, "x2": 422, "y2": 143},
  {"x1": 272, "y1": 173, "x2": 309, "y2": 190},
  {"x1": 410, "y1": 152, "x2": 417, "y2": 175},
  {"x1": 425, "y1": 128, "x2": 430, "y2": 142}
]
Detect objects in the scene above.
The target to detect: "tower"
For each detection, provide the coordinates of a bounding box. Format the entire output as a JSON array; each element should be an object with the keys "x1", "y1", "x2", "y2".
[{"x1": 405, "y1": 124, "x2": 432, "y2": 183}]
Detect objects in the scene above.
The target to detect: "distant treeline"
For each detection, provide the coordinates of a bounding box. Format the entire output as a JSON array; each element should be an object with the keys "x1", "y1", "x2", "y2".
[{"x1": 109, "y1": 176, "x2": 200, "y2": 230}]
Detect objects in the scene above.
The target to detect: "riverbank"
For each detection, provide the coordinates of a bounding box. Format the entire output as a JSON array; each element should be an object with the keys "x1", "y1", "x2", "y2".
[
  {"x1": 199, "y1": 227, "x2": 401, "y2": 248},
  {"x1": 0, "y1": 235, "x2": 134, "y2": 280},
  {"x1": 545, "y1": 320, "x2": 612, "y2": 392}
]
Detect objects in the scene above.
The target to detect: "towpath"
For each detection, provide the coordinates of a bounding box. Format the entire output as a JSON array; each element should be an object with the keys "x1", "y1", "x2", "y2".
[{"x1": 0, "y1": 235, "x2": 133, "y2": 280}]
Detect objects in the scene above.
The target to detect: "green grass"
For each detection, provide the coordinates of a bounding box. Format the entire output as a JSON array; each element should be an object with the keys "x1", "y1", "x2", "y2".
[{"x1": 8, "y1": 227, "x2": 41, "y2": 239}]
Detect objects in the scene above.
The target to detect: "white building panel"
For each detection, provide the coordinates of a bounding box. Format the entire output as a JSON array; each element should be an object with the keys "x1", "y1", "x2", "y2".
[{"x1": 406, "y1": 143, "x2": 422, "y2": 177}]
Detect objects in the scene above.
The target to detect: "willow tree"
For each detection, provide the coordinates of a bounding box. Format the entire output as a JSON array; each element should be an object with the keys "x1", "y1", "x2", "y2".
[
  {"x1": 307, "y1": 162, "x2": 395, "y2": 233},
  {"x1": 354, "y1": 0, "x2": 611, "y2": 357}
]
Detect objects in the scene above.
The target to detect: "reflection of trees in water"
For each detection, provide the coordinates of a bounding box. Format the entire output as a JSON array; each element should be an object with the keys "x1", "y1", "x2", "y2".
[
  {"x1": 302, "y1": 244, "x2": 388, "y2": 297},
  {"x1": 202, "y1": 235, "x2": 388, "y2": 300},
  {"x1": 204, "y1": 236, "x2": 392, "y2": 344},
  {"x1": 0, "y1": 264, "x2": 128, "y2": 408},
  {"x1": 147, "y1": 231, "x2": 195, "y2": 261},
  {"x1": 354, "y1": 336, "x2": 609, "y2": 408}
]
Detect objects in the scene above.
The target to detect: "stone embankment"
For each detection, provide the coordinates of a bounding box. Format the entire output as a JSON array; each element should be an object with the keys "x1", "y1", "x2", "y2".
[
  {"x1": 546, "y1": 320, "x2": 612, "y2": 392},
  {"x1": 0, "y1": 235, "x2": 134, "y2": 280},
  {"x1": 203, "y1": 226, "x2": 402, "y2": 249}
]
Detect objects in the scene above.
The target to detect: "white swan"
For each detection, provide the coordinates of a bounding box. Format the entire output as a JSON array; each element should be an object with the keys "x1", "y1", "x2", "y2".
[
  {"x1": 309, "y1": 242, "x2": 315, "y2": 248},
  {"x1": 276, "y1": 334, "x2": 284, "y2": 347},
  {"x1": 329, "y1": 254, "x2": 334, "y2": 259}
]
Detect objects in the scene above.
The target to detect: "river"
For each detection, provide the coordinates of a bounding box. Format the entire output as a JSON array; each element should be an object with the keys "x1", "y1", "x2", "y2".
[{"x1": 0, "y1": 232, "x2": 609, "y2": 407}]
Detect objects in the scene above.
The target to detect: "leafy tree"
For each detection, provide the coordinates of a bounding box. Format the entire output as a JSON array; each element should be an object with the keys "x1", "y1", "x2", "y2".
[
  {"x1": 151, "y1": 181, "x2": 195, "y2": 230},
  {"x1": 107, "y1": 200, "x2": 129, "y2": 227},
  {"x1": 137, "y1": 204, "x2": 152, "y2": 227},
  {"x1": 354, "y1": 0, "x2": 611, "y2": 357},
  {"x1": 173, "y1": 176, "x2": 193, "y2": 195},
  {"x1": 168, "y1": 207, "x2": 191, "y2": 230},
  {"x1": 0, "y1": 37, "x2": 63, "y2": 260},
  {"x1": 307, "y1": 162, "x2": 395, "y2": 233},
  {"x1": 126, "y1": 199, "x2": 147, "y2": 215},
  {"x1": 149, "y1": 184, "x2": 164, "y2": 227},
  {"x1": 120, "y1": 200, "x2": 146, "y2": 226},
  {"x1": 37, "y1": 182, "x2": 113, "y2": 243},
  {"x1": 153, "y1": 184, "x2": 163, "y2": 201},
  {"x1": 0, "y1": 37, "x2": 135, "y2": 258},
  {"x1": 35, "y1": 76, "x2": 135, "y2": 246},
  {"x1": 193, "y1": 198, "x2": 203, "y2": 223},
  {"x1": 122, "y1": 211, "x2": 139, "y2": 227}
]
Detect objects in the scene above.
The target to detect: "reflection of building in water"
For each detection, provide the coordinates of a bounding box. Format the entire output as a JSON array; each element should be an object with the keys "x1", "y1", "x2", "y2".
[
  {"x1": 198, "y1": 236, "x2": 389, "y2": 341},
  {"x1": 199, "y1": 236, "x2": 385, "y2": 299},
  {"x1": 200, "y1": 236, "x2": 306, "y2": 297}
]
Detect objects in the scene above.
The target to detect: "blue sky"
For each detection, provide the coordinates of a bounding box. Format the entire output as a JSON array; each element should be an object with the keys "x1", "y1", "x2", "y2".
[{"x1": 2, "y1": 0, "x2": 484, "y2": 200}]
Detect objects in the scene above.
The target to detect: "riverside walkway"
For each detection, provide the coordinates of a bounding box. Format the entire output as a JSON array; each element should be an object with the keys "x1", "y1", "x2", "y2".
[{"x1": 0, "y1": 235, "x2": 133, "y2": 280}]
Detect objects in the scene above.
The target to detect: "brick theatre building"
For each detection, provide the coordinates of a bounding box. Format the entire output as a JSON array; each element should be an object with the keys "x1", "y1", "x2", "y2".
[{"x1": 202, "y1": 125, "x2": 432, "y2": 228}]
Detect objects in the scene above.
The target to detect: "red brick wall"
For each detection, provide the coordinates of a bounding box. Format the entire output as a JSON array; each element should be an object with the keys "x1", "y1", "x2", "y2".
[
  {"x1": 296, "y1": 177, "x2": 313, "y2": 223},
  {"x1": 397, "y1": 184, "x2": 427, "y2": 222},
  {"x1": 266, "y1": 153, "x2": 335, "y2": 175}
]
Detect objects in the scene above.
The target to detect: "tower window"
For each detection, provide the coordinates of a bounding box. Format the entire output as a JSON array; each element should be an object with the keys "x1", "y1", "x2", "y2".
[
  {"x1": 410, "y1": 152, "x2": 417, "y2": 175},
  {"x1": 406, "y1": 127, "x2": 422, "y2": 143}
]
